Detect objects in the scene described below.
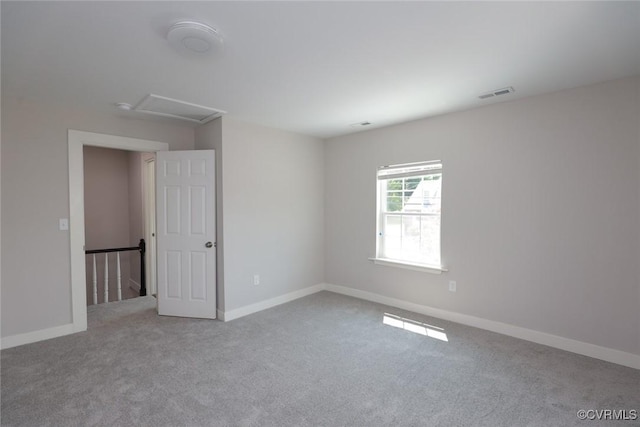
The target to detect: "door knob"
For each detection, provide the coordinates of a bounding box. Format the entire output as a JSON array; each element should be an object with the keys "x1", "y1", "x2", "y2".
[{"x1": 205, "y1": 241, "x2": 213, "y2": 248}]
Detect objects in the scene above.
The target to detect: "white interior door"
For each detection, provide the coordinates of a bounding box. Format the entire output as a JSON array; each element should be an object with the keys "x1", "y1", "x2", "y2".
[{"x1": 156, "y1": 150, "x2": 216, "y2": 319}]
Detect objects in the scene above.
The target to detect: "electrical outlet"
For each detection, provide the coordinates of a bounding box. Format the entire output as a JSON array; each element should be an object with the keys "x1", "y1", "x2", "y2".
[
  {"x1": 253, "y1": 274, "x2": 260, "y2": 286},
  {"x1": 449, "y1": 281, "x2": 457, "y2": 292},
  {"x1": 59, "y1": 218, "x2": 69, "y2": 231}
]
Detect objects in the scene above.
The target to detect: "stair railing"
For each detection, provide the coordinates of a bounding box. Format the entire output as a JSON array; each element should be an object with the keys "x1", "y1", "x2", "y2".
[{"x1": 85, "y1": 239, "x2": 146, "y2": 304}]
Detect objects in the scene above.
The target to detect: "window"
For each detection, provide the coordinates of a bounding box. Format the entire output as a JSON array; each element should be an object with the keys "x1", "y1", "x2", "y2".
[{"x1": 376, "y1": 161, "x2": 442, "y2": 269}]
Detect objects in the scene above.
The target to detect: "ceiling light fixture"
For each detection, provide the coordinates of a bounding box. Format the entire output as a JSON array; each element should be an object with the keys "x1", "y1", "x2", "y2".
[
  {"x1": 166, "y1": 20, "x2": 223, "y2": 53},
  {"x1": 115, "y1": 102, "x2": 133, "y2": 111}
]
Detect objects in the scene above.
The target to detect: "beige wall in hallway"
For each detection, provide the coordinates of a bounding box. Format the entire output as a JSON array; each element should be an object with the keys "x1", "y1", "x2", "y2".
[{"x1": 83, "y1": 146, "x2": 132, "y2": 304}]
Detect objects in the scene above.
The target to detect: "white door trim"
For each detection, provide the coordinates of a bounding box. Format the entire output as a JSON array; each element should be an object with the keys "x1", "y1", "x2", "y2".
[
  {"x1": 68, "y1": 130, "x2": 168, "y2": 333},
  {"x1": 143, "y1": 157, "x2": 157, "y2": 296}
]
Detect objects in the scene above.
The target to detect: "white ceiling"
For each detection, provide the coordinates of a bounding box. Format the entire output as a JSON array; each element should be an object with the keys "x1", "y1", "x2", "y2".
[{"x1": 2, "y1": 1, "x2": 639, "y2": 138}]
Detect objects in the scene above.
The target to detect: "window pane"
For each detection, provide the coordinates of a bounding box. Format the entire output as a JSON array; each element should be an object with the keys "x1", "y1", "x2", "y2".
[
  {"x1": 383, "y1": 215, "x2": 402, "y2": 258},
  {"x1": 402, "y1": 215, "x2": 421, "y2": 257},
  {"x1": 381, "y1": 214, "x2": 441, "y2": 265},
  {"x1": 418, "y1": 174, "x2": 441, "y2": 213},
  {"x1": 387, "y1": 179, "x2": 403, "y2": 191},
  {"x1": 405, "y1": 177, "x2": 421, "y2": 191},
  {"x1": 404, "y1": 189, "x2": 421, "y2": 212},
  {"x1": 387, "y1": 195, "x2": 402, "y2": 212},
  {"x1": 420, "y1": 215, "x2": 441, "y2": 265}
]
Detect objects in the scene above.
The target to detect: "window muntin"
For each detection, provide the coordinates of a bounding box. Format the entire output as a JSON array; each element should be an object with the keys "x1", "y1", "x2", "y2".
[{"x1": 377, "y1": 161, "x2": 442, "y2": 267}]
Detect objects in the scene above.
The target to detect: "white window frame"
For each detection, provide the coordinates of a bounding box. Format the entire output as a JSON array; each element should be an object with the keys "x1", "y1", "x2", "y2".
[{"x1": 371, "y1": 160, "x2": 447, "y2": 274}]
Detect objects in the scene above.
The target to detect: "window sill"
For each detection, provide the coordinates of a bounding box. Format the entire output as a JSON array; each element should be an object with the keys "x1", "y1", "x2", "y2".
[{"x1": 368, "y1": 258, "x2": 448, "y2": 275}]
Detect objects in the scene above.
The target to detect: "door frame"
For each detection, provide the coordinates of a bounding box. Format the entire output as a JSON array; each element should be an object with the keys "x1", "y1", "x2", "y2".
[
  {"x1": 143, "y1": 156, "x2": 157, "y2": 296},
  {"x1": 68, "y1": 130, "x2": 168, "y2": 333}
]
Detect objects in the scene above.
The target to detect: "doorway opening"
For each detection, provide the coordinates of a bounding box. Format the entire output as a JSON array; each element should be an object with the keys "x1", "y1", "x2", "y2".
[
  {"x1": 83, "y1": 146, "x2": 156, "y2": 306},
  {"x1": 68, "y1": 130, "x2": 168, "y2": 333}
]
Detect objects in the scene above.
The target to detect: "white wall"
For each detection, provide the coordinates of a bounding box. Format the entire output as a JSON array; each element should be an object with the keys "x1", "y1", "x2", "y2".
[
  {"x1": 1, "y1": 97, "x2": 194, "y2": 338},
  {"x1": 325, "y1": 76, "x2": 640, "y2": 357},
  {"x1": 196, "y1": 117, "x2": 325, "y2": 313}
]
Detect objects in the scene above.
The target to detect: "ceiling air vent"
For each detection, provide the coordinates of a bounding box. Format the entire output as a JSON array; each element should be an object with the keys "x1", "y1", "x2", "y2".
[
  {"x1": 132, "y1": 94, "x2": 226, "y2": 124},
  {"x1": 478, "y1": 86, "x2": 515, "y2": 100},
  {"x1": 350, "y1": 121, "x2": 372, "y2": 128}
]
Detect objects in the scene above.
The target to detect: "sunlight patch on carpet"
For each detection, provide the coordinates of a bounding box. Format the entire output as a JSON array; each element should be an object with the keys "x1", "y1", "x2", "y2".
[{"x1": 383, "y1": 313, "x2": 448, "y2": 342}]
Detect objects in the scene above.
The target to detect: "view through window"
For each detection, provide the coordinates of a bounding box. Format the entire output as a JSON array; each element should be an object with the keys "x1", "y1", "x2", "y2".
[{"x1": 376, "y1": 161, "x2": 442, "y2": 267}]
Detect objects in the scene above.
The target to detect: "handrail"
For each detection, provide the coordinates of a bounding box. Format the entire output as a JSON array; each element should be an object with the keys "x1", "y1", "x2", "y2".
[
  {"x1": 85, "y1": 239, "x2": 146, "y2": 299},
  {"x1": 85, "y1": 245, "x2": 141, "y2": 254}
]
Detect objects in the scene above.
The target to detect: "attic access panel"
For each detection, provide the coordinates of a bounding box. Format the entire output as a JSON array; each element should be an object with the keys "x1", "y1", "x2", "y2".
[{"x1": 134, "y1": 94, "x2": 226, "y2": 124}]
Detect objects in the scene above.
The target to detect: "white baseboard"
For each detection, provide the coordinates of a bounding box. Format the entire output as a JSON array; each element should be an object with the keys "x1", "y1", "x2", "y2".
[
  {"x1": 325, "y1": 283, "x2": 640, "y2": 370},
  {"x1": 1, "y1": 323, "x2": 77, "y2": 350},
  {"x1": 219, "y1": 283, "x2": 326, "y2": 322},
  {"x1": 129, "y1": 279, "x2": 141, "y2": 292}
]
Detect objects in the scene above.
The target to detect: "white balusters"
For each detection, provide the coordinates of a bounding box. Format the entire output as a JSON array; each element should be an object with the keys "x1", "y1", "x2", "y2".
[
  {"x1": 87, "y1": 243, "x2": 141, "y2": 305},
  {"x1": 92, "y1": 255, "x2": 98, "y2": 305},
  {"x1": 104, "y1": 253, "x2": 109, "y2": 303},
  {"x1": 116, "y1": 252, "x2": 122, "y2": 302}
]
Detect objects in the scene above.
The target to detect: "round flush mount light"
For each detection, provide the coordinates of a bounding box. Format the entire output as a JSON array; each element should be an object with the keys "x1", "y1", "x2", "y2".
[
  {"x1": 115, "y1": 102, "x2": 133, "y2": 111},
  {"x1": 167, "y1": 21, "x2": 222, "y2": 53}
]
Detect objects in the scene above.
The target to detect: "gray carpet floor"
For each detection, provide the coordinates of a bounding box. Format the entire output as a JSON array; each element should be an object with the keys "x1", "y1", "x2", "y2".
[{"x1": 1, "y1": 291, "x2": 639, "y2": 426}]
